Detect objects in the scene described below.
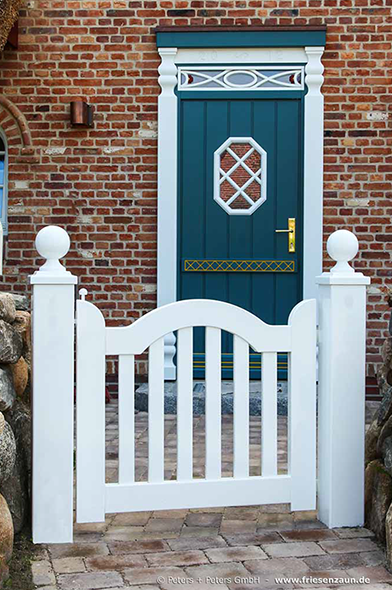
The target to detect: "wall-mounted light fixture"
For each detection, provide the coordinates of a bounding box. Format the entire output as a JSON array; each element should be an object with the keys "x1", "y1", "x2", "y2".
[{"x1": 70, "y1": 101, "x2": 94, "y2": 127}]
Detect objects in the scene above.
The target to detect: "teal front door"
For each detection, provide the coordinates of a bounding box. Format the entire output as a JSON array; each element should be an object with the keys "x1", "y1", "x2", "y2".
[{"x1": 178, "y1": 97, "x2": 304, "y2": 378}]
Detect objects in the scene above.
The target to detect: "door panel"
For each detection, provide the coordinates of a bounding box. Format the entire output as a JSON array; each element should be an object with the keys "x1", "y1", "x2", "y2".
[{"x1": 178, "y1": 98, "x2": 303, "y2": 378}]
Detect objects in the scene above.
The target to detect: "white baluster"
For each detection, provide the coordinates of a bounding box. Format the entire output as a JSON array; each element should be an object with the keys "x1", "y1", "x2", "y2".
[
  {"x1": 148, "y1": 338, "x2": 165, "y2": 482},
  {"x1": 233, "y1": 336, "x2": 249, "y2": 479},
  {"x1": 205, "y1": 327, "x2": 221, "y2": 480},
  {"x1": 119, "y1": 355, "x2": 135, "y2": 484},
  {"x1": 261, "y1": 352, "x2": 278, "y2": 477},
  {"x1": 177, "y1": 327, "x2": 193, "y2": 481}
]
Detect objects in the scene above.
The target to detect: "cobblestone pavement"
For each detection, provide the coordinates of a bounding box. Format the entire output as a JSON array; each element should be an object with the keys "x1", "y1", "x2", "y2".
[{"x1": 32, "y1": 400, "x2": 390, "y2": 589}]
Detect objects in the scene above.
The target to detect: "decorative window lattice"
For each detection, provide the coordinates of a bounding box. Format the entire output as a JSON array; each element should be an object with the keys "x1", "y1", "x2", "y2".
[
  {"x1": 214, "y1": 137, "x2": 267, "y2": 215},
  {"x1": 178, "y1": 66, "x2": 304, "y2": 91}
]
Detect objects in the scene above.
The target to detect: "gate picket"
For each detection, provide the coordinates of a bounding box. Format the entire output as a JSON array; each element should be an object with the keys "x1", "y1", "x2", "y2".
[
  {"x1": 177, "y1": 327, "x2": 193, "y2": 481},
  {"x1": 119, "y1": 355, "x2": 135, "y2": 484},
  {"x1": 233, "y1": 335, "x2": 249, "y2": 479},
  {"x1": 205, "y1": 327, "x2": 222, "y2": 480},
  {"x1": 148, "y1": 338, "x2": 165, "y2": 483},
  {"x1": 261, "y1": 352, "x2": 278, "y2": 477}
]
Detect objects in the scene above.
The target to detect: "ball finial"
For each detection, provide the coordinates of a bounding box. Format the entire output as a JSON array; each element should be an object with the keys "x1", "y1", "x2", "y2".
[
  {"x1": 327, "y1": 229, "x2": 358, "y2": 274},
  {"x1": 35, "y1": 226, "x2": 70, "y2": 274}
]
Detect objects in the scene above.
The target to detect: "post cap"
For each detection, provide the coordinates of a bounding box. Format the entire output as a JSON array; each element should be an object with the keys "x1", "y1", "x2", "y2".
[
  {"x1": 31, "y1": 226, "x2": 76, "y2": 283},
  {"x1": 327, "y1": 229, "x2": 358, "y2": 275}
]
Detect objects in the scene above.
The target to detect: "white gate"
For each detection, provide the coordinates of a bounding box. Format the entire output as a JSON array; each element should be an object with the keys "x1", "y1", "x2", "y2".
[
  {"x1": 30, "y1": 226, "x2": 369, "y2": 543},
  {"x1": 76, "y1": 296, "x2": 316, "y2": 523}
]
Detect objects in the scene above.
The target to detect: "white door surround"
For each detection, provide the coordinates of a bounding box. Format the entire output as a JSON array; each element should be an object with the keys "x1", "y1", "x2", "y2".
[{"x1": 157, "y1": 44, "x2": 324, "y2": 379}]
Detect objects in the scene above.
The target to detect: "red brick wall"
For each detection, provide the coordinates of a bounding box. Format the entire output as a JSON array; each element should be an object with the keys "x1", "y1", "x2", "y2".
[{"x1": 0, "y1": 2, "x2": 391, "y2": 390}]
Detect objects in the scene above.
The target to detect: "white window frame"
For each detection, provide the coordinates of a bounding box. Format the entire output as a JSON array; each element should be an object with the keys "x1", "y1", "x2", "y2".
[
  {"x1": 214, "y1": 137, "x2": 267, "y2": 215},
  {"x1": 157, "y1": 46, "x2": 324, "y2": 379},
  {"x1": 0, "y1": 129, "x2": 8, "y2": 235},
  {"x1": 178, "y1": 65, "x2": 304, "y2": 91}
]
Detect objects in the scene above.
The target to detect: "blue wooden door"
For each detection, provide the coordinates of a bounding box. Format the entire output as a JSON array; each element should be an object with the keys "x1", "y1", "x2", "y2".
[{"x1": 178, "y1": 98, "x2": 303, "y2": 378}]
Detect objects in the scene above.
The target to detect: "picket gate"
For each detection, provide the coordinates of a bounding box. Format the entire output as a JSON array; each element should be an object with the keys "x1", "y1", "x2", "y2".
[
  {"x1": 76, "y1": 295, "x2": 316, "y2": 523},
  {"x1": 30, "y1": 226, "x2": 369, "y2": 543}
]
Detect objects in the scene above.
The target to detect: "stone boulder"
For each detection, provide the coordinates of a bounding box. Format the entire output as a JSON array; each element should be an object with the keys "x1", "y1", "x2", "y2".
[
  {"x1": 10, "y1": 294, "x2": 29, "y2": 312},
  {"x1": 10, "y1": 357, "x2": 28, "y2": 398},
  {"x1": 366, "y1": 461, "x2": 392, "y2": 543},
  {"x1": 0, "y1": 294, "x2": 16, "y2": 324},
  {"x1": 366, "y1": 418, "x2": 382, "y2": 465},
  {"x1": 0, "y1": 413, "x2": 16, "y2": 483},
  {"x1": 0, "y1": 366, "x2": 15, "y2": 412},
  {"x1": 3, "y1": 400, "x2": 32, "y2": 529},
  {"x1": 0, "y1": 493, "x2": 13, "y2": 586},
  {"x1": 0, "y1": 320, "x2": 22, "y2": 364},
  {"x1": 12, "y1": 311, "x2": 31, "y2": 368}
]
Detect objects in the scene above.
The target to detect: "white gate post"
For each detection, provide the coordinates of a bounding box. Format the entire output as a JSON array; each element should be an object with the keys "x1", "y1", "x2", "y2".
[
  {"x1": 317, "y1": 229, "x2": 370, "y2": 528},
  {"x1": 30, "y1": 226, "x2": 77, "y2": 543}
]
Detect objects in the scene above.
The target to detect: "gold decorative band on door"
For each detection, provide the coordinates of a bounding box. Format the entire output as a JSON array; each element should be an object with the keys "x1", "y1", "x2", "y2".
[{"x1": 182, "y1": 259, "x2": 296, "y2": 272}]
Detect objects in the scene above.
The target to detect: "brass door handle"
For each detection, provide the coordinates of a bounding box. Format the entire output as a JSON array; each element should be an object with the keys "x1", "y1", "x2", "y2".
[{"x1": 275, "y1": 218, "x2": 295, "y2": 253}]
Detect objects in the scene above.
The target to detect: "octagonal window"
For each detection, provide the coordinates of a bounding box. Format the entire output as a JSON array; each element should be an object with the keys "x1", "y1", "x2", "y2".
[{"x1": 214, "y1": 137, "x2": 267, "y2": 215}]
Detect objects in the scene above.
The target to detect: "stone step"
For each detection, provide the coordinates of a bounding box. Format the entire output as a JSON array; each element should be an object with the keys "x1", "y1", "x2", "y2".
[{"x1": 135, "y1": 381, "x2": 288, "y2": 416}]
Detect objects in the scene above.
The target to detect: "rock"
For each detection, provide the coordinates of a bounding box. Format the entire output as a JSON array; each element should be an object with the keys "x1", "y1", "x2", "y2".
[
  {"x1": 4, "y1": 399, "x2": 31, "y2": 520},
  {"x1": 10, "y1": 294, "x2": 29, "y2": 312},
  {"x1": 0, "y1": 295, "x2": 16, "y2": 324},
  {"x1": 376, "y1": 374, "x2": 392, "y2": 427},
  {"x1": 12, "y1": 311, "x2": 31, "y2": 346},
  {"x1": 0, "y1": 493, "x2": 13, "y2": 586},
  {"x1": 0, "y1": 413, "x2": 16, "y2": 482},
  {"x1": 385, "y1": 502, "x2": 392, "y2": 570},
  {"x1": 366, "y1": 462, "x2": 392, "y2": 543},
  {"x1": 12, "y1": 311, "x2": 31, "y2": 368},
  {"x1": 366, "y1": 418, "x2": 382, "y2": 464},
  {"x1": 0, "y1": 320, "x2": 23, "y2": 364},
  {"x1": 10, "y1": 357, "x2": 28, "y2": 398},
  {"x1": 0, "y1": 366, "x2": 16, "y2": 412},
  {"x1": 383, "y1": 436, "x2": 392, "y2": 478},
  {"x1": 0, "y1": 447, "x2": 28, "y2": 534},
  {"x1": 365, "y1": 459, "x2": 379, "y2": 520}
]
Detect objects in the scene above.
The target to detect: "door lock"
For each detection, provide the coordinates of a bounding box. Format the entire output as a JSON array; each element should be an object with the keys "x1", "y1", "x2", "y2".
[{"x1": 275, "y1": 218, "x2": 295, "y2": 253}]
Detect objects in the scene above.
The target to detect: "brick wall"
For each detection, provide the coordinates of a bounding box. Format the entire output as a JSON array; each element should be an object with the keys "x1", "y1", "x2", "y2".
[{"x1": 0, "y1": 1, "x2": 391, "y2": 391}]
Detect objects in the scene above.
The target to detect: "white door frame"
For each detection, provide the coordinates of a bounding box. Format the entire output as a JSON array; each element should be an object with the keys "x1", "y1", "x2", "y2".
[{"x1": 157, "y1": 46, "x2": 324, "y2": 379}]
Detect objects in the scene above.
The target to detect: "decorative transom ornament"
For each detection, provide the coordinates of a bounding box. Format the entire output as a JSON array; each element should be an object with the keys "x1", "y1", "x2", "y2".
[{"x1": 214, "y1": 137, "x2": 267, "y2": 215}]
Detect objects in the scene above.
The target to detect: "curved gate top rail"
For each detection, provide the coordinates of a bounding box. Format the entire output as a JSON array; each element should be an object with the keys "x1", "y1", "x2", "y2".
[{"x1": 30, "y1": 226, "x2": 370, "y2": 543}]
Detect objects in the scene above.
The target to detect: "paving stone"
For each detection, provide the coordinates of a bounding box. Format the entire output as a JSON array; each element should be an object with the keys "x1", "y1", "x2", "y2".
[
  {"x1": 31, "y1": 560, "x2": 56, "y2": 586},
  {"x1": 257, "y1": 513, "x2": 296, "y2": 531},
  {"x1": 333, "y1": 527, "x2": 374, "y2": 539},
  {"x1": 243, "y1": 557, "x2": 310, "y2": 576},
  {"x1": 49, "y1": 543, "x2": 109, "y2": 559},
  {"x1": 104, "y1": 525, "x2": 145, "y2": 541},
  {"x1": 346, "y1": 565, "x2": 392, "y2": 583},
  {"x1": 153, "y1": 509, "x2": 189, "y2": 519},
  {"x1": 223, "y1": 507, "x2": 259, "y2": 520},
  {"x1": 185, "y1": 562, "x2": 250, "y2": 583},
  {"x1": 86, "y1": 553, "x2": 148, "y2": 570},
  {"x1": 181, "y1": 526, "x2": 220, "y2": 537},
  {"x1": 263, "y1": 541, "x2": 325, "y2": 558},
  {"x1": 303, "y1": 552, "x2": 365, "y2": 571},
  {"x1": 185, "y1": 512, "x2": 223, "y2": 527},
  {"x1": 359, "y1": 550, "x2": 386, "y2": 566},
  {"x1": 280, "y1": 529, "x2": 337, "y2": 542},
  {"x1": 168, "y1": 535, "x2": 228, "y2": 551},
  {"x1": 58, "y1": 571, "x2": 123, "y2": 590},
  {"x1": 319, "y1": 538, "x2": 380, "y2": 554},
  {"x1": 144, "y1": 518, "x2": 184, "y2": 533},
  {"x1": 52, "y1": 557, "x2": 86, "y2": 574},
  {"x1": 190, "y1": 507, "x2": 225, "y2": 513},
  {"x1": 123, "y1": 566, "x2": 184, "y2": 585},
  {"x1": 72, "y1": 532, "x2": 104, "y2": 543},
  {"x1": 205, "y1": 545, "x2": 268, "y2": 563},
  {"x1": 220, "y1": 520, "x2": 257, "y2": 534},
  {"x1": 108, "y1": 539, "x2": 170, "y2": 555},
  {"x1": 110, "y1": 512, "x2": 152, "y2": 526},
  {"x1": 259, "y1": 503, "x2": 291, "y2": 513},
  {"x1": 146, "y1": 550, "x2": 209, "y2": 567},
  {"x1": 74, "y1": 522, "x2": 107, "y2": 534},
  {"x1": 223, "y1": 532, "x2": 283, "y2": 546}
]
